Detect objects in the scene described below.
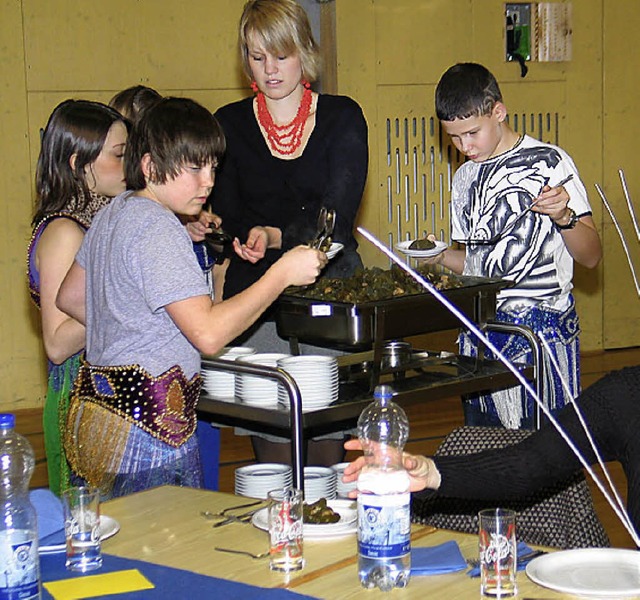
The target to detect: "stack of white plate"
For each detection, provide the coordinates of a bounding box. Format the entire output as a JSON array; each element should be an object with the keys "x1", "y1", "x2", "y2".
[
  {"x1": 201, "y1": 347, "x2": 255, "y2": 400},
  {"x1": 304, "y1": 466, "x2": 337, "y2": 503},
  {"x1": 276, "y1": 355, "x2": 339, "y2": 412},
  {"x1": 234, "y1": 463, "x2": 292, "y2": 499},
  {"x1": 331, "y1": 462, "x2": 358, "y2": 499},
  {"x1": 235, "y1": 353, "x2": 291, "y2": 407}
]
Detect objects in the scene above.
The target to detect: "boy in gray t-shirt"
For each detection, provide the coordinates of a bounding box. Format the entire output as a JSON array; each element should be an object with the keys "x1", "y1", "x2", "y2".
[{"x1": 58, "y1": 97, "x2": 326, "y2": 499}]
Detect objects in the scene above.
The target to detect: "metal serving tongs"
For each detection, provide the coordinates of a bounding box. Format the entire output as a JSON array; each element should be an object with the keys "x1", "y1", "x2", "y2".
[{"x1": 309, "y1": 207, "x2": 336, "y2": 252}]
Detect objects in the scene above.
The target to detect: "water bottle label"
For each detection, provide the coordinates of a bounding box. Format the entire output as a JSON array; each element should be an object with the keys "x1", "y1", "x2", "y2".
[
  {"x1": 358, "y1": 493, "x2": 411, "y2": 559},
  {"x1": 0, "y1": 531, "x2": 39, "y2": 600}
]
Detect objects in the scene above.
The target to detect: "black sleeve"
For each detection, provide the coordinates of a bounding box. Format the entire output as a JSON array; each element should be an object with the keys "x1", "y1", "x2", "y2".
[{"x1": 423, "y1": 366, "x2": 640, "y2": 529}]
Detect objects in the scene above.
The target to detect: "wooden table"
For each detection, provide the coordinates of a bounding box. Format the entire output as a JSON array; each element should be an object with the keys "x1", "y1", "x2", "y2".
[{"x1": 102, "y1": 485, "x2": 574, "y2": 599}]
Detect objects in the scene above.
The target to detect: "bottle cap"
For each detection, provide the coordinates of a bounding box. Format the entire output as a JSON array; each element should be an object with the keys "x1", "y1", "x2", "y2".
[
  {"x1": 373, "y1": 384, "x2": 394, "y2": 400},
  {"x1": 0, "y1": 413, "x2": 15, "y2": 429}
]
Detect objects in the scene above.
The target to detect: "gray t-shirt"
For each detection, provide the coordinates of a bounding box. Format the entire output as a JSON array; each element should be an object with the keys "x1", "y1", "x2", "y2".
[{"x1": 76, "y1": 191, "x2": 209, "y2": 378}]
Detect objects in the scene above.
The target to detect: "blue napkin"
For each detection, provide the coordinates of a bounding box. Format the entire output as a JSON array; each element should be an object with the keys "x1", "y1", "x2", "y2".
[
  {"x1": 466, "y1": 541, "x2": 533, "y2": 578},
  {"x1": 40, "y1": 553, "x2": 315, "y2": 599},
  {"x1": 30, "y1": 488, "x2": 65, "y2": 545},
  {"x1": 411, "y1": 540, "x2": 468, "y2": 575}
]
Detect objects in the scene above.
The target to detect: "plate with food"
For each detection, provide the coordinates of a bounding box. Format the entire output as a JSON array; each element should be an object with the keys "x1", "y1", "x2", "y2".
[
  {"x1": 324, "y1": 242, "x2": 344, "y2": 260},
  {"x1": 395, "y1": 239, "x2": 447, "y2": 258},
  {"x1": 252, "y1": 498, "x2": 357, "y2": 540}
]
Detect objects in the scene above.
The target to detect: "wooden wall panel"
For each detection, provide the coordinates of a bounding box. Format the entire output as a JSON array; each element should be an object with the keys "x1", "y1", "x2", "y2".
[
  {"x1": 0, "y1": 0, "x2": 47, "y2": 411},
  {"x1": 22, "y1": 0, "x2": 246, "y2": 92},
  {"x1": 602, "y1": 3, "x2": 640, "y2": 348}
]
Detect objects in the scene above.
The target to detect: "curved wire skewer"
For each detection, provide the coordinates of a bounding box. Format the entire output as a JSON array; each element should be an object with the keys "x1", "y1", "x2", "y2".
[
  {"x1": 538, "y1": 333, "x2": 634, "y2": 535},
  {"x1": 357, "y1": 225, "x2": 640, "y2": 547},
  {"x1": 595, "y1": 183, "x2": 640, "y2": 296},
  {"x1": 619, "y1": 169, "x2": 640, "y2": 242}
]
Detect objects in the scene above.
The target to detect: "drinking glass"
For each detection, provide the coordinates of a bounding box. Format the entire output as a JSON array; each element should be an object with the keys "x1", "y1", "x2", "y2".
[
  {"x1": 62, "y1": 486, "x2": 102, "y2": 572},
  {"x1": 479, "y1": 508, "x2": 517, "y2": 597},
  {"x1": 268, "y1": 487, "x2": 304, "y2": 572}
]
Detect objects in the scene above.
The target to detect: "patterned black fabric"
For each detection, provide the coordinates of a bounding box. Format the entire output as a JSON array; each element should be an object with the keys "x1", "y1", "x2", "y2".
[{"x1": 411, "y1": 426, "x2": 610, "y2": 549}]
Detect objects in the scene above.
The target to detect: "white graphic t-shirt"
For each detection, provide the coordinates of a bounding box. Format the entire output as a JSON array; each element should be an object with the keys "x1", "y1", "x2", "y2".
[{"x1": 450, "y1": 135, "x2": 592, "y2": 312}]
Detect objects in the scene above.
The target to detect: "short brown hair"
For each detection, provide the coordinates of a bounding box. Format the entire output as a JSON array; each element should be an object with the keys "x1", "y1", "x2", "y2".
[
  {"x1": 239, "y1": 0, "x2": 321, "y2": 83},
  {"x1": 125, "y1": 97, "x2": 225, "y2": 190},
  {"x1": 435, "y1": 63, "x2": 503, "y2": 121}
]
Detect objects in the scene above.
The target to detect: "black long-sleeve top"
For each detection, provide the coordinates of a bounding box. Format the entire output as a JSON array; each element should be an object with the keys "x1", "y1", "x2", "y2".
[
  {"x1": 211, "y1": 94, "x2": 368, "y2": 300},
  {"x1": 423, "y1": 366, "x2": 640, "y2": 533}
]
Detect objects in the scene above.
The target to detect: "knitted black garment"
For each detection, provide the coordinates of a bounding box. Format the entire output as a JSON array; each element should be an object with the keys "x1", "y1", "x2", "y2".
[{"x1": 420, "y1": 366, "x2": 640, "y2": 536}]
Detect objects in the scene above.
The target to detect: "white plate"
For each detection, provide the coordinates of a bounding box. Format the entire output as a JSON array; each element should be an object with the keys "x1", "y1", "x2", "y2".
[
  {"x1": 252, "y1": 500, "x2": 356, "y2": 540},
  {"x1": 325, "y1": 242, "x2": 344, "y2": 260},
  {"x1": 236, "y1": 463, "x2": 292, "y2": 477},
  {"x1": 395, "y1": 240, "x2": 447, "y2": 258},
  {"x1": 39, "y1": 515, "x2": 120, "y2": 555},
  {"x1": 526, "y1": 548, "x2": 640, "y2": 597}
]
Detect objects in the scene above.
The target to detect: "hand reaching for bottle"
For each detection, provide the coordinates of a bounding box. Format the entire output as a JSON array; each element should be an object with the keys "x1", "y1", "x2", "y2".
[{"x1": 342, "y1": 438, "x2": 441, "y2": 494}]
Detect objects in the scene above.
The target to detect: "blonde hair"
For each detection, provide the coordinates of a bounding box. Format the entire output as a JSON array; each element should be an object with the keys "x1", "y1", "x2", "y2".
[{"x1": 239, "y1": 0, "x2": 321, "y2": 83}]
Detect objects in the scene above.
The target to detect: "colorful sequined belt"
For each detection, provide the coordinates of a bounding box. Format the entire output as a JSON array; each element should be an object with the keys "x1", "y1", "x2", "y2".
[{"x1": 72, "y1": 358, "x2": 202, "y2": 448}]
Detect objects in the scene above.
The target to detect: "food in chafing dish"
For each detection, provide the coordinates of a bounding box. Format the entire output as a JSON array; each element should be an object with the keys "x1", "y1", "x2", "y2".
[{"x1": 285, "y1": 265, "x2": 461, "y2": 303}]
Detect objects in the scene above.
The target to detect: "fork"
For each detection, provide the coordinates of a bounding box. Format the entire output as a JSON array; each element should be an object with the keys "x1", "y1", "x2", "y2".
[
  {"x1": 214, "y1": 547, "x2": 270, "y2": 559},
  {"x1": 200, "y1": 499, "x2": 263, "y2": 520},
  {"x1": 464, "y1": 174, "x2": 574, "y2": 245},
  {"x1": 211, "y1": 510, "x2": 260, "y2": 528}
]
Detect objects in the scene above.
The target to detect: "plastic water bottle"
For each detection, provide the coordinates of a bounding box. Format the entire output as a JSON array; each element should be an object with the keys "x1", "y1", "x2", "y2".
[
  {"x1": 0, "y1": 413, "x2": 40, "y2": 600},
  {"x1": 356, "y1": 384, "x2": 411, "y2": 591}
]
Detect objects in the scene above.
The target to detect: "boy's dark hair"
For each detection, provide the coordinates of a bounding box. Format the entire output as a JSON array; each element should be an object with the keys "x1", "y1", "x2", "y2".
[
  {"x1": 125, "y1": 97, "x2": 226, "y2": 190},
  {"x1": 435, "y1": 63, "x2": 503, "y2": 121},
  {"x1": 34, "y1": 99, "x2": 128, "y2": 226},
  {"x1": 109, "y1": 85, "x2": 162, "y2": 124}
]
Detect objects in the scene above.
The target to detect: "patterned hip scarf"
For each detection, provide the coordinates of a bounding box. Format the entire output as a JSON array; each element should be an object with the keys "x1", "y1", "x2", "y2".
[
  {"x1": 64, "y1": 358, "x2": 202, "y2": 493},
  {"x1": 69, "y1": 358, "x2": 202, "y2": 447}
]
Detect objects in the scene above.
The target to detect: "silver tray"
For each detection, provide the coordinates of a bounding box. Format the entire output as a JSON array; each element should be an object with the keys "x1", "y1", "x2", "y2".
[{"x1": 276, "y1": 274, "x2": 511, "y2": 350}]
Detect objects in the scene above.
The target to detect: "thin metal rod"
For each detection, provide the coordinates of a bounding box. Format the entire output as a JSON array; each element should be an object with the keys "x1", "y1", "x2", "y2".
[
  {"x1": 619, "y1": 169, "x2": 640, "y2": 242},
  {"x1": 357, "y1": 225, "x2": 640, "y2": 547},
  {"x1": 201, "y1": 358, "x2": 304, "y2": 491},
  {"x1": 595, "y1": 183, "x2": 640, "y2": 296},
  {"x1": 538, "y1": 334, "x2": 634, "y2": 535}
]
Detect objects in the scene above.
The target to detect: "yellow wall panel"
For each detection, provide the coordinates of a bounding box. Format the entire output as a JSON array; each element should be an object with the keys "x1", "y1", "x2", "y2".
[
  {"x1": 374, "y1": 0, "x2": 473, "y2": 85},
  {"x1": 23, "y1": 0, "x2": 247, "y2": 91},
  {"x1": 0, "y1": 0, "x2": 48, "y2": 410},
  {"x1": 602, "y1": 3, "x2": 640, "y2": 348}
]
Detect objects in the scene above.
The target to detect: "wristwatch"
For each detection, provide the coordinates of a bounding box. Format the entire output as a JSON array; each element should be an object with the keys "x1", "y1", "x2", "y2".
[{"x1": 555, "y1": 208, "x2": 579, "y2": 230}]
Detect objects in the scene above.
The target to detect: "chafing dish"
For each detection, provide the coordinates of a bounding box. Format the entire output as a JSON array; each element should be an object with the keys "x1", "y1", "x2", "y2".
[{"x1": 276, "y1": 272, "x2": 512, "y2": 351}]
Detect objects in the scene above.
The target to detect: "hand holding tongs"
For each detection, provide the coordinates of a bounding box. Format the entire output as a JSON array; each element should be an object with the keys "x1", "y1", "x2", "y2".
[{"x1": 309, "y1": 207, "x2": 336, "y2": 252}]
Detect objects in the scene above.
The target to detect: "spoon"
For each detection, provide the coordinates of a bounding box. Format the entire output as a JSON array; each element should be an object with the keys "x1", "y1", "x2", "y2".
[{"x1": 214, "y1": 547, "x2": 270, "y2": 559}]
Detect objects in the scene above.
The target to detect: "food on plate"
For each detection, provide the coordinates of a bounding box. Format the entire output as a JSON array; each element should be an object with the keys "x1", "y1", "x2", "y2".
[
  {"x1": 303, "y1": 498, "x2": 341, "y2": 524},
  {"x1": 285, "y1": 264, "x2": 461, "y2": 303},
  {"x1": 408, "y1": 238, "x2": 436, "y2": 251}
]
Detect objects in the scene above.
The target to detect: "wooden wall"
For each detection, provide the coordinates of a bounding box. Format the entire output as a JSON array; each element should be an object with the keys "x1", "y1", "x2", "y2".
[{"x1": 1, "y1": 0, "x2": 639, "y2": 415}]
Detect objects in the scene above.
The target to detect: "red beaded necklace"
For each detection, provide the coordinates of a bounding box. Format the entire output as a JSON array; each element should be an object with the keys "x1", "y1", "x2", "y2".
[{"x1": 256, "y1": 85, "x2": 313, "y2": 155}]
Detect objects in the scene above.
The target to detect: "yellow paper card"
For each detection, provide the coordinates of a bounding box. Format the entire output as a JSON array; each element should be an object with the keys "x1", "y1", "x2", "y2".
[{"x1": 43, "y1": 569, "x2": 154, "y2": 600}]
